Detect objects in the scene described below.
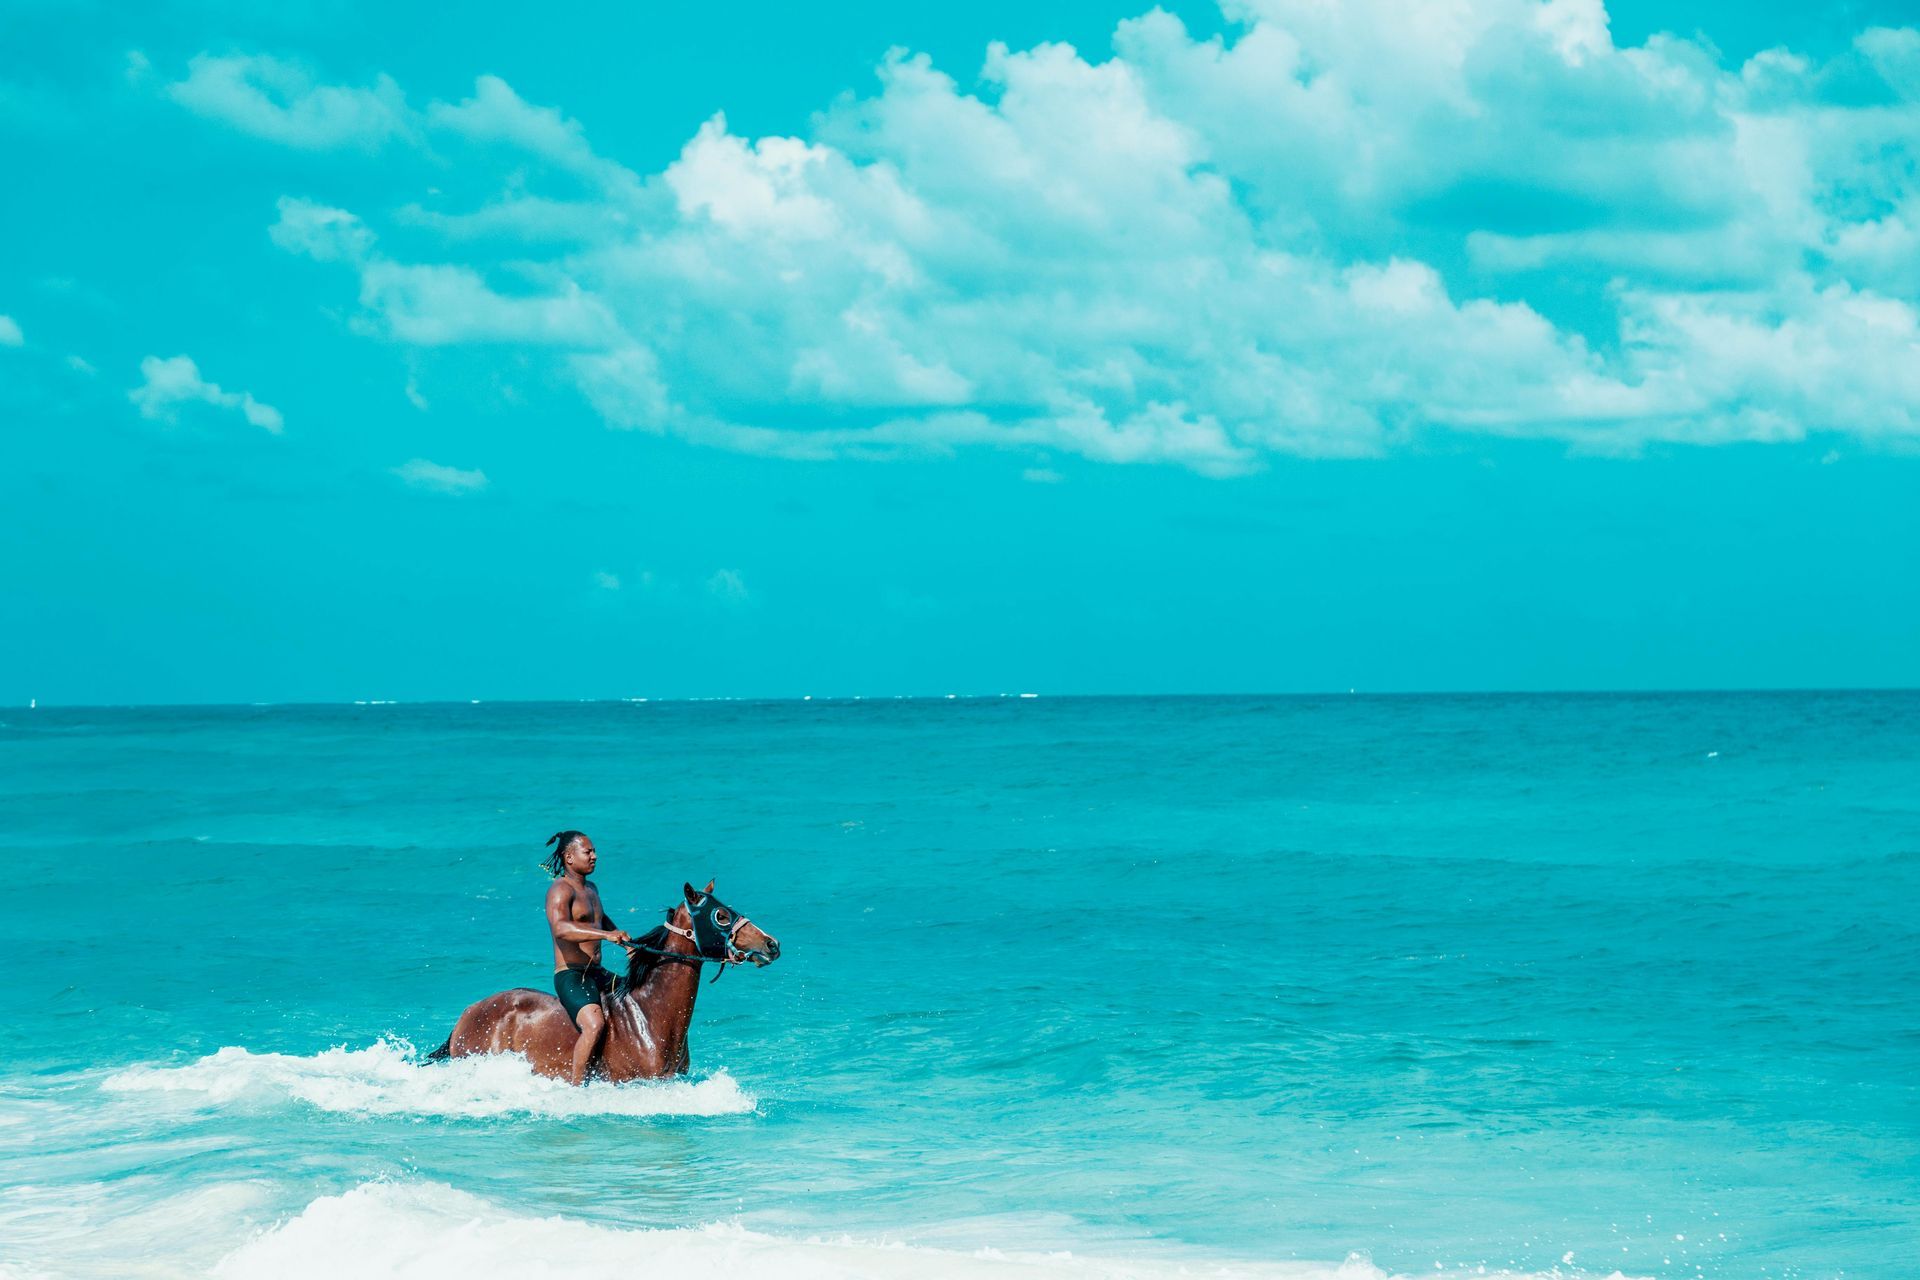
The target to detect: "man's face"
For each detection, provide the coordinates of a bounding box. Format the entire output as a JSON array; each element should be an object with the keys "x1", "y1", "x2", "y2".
[{"x1": 565, "y1": 837, "x2": 597, "y2": 875}]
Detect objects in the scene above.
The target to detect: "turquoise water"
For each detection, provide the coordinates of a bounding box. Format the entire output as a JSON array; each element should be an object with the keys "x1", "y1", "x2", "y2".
[{"x1": 1, "y1": 694, "x2": 1915, "y2": 1279}]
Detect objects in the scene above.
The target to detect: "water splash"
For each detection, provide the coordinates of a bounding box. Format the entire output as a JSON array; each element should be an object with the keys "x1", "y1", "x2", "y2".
[{"x1": 102, "y1": 1041, "x2": 755, "y2": 1119}]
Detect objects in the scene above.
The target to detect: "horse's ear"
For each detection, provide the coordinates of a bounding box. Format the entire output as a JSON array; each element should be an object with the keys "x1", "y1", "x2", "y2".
[
  {"x1": 683, "y1": 882, "x2": 702, "y2": 905},
  {"x1": 704, "y1": 878, "x2": 715, "y2": 894}
]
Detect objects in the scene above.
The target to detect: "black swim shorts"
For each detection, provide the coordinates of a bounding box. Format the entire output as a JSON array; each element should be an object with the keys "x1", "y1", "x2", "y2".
[{"x1": 554, "y1": 963, "x2": 614, "y2": 1027}]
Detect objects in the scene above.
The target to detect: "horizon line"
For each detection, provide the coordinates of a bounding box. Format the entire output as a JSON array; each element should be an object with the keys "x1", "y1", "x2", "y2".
[{"x1": 11, "y1": 685, "x2": 1920, "y2": 711}]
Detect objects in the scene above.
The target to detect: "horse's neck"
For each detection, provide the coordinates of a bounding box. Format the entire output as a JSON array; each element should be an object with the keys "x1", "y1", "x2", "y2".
[{"x1": 614, "y1": 913, "x2": 701, "y2": 1064}]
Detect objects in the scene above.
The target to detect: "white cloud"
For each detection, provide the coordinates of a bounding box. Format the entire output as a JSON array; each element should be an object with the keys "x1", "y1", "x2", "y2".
[
  {"x1": 1859, "y1": 26, "x2": 1920, "y2": 100},
  {"x1": 592, "y1": 570, "x2": 621, "y2": 590},
  {"x1": 391, "y1": 458, "x2": 488, "y2": 494},
  {"x1": 1605, "y1": 281, "x2": 1920, "y2": 443},
  {"x1": 395, "y1": 195, "x2": 632, "y2": 246},
  {"x1": 167, "y1": 53, "x2": 410, "y2": 150},
  {"x1": 354, "y1": 261, "x2": 620, "y2": 346},
  {"x1": 706, "y1": 569, "x2": 749, "y2": 603},
  {"x1": 67, "y1": 354, "x2": 96, "y2": 376},
  {"x1": 0, "y1": 314, "x2": 20, "y2": 346},
  {"x1": 272, "y1": 197, "x2": 620, "y2": 346},
  {"x1": 666, "y1": 115, "x2": 845, "y2": 238},
  {"x1": 241, "y1": 3, "x2": 1920, "y2": 467},
  {"x1": 427, "y1": 75, "x2": 640, "y2": 198},
  {"x1": 269, "y1": 197, "x2": 375, "y2": 263},
  {"x1": 128, "y1": 355, "x2": 283, "y2": 433},
  {"x1": 570, "y1": 346, "x2": 673, "y2": 431}
]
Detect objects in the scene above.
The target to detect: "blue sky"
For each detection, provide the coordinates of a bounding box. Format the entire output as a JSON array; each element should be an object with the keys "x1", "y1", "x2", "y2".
[{"x1": 4, "y1": 0, "x2": 1918, "y2": 703}]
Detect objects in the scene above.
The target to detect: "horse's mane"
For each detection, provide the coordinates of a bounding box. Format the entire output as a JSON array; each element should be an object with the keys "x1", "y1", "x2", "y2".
[{"x1": 617, "y1": 923, "x2": 678, "y2": 994}]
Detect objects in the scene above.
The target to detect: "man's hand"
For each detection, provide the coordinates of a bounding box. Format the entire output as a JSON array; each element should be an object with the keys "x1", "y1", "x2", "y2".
[{"x1": 608, "y1": 929, "x2": 634, "y2": 945}]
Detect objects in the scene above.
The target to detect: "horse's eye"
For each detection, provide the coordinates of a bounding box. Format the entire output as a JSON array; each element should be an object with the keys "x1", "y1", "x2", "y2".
[{"x1": 714, "y1": 910, "x2": 730, "y2": 926}]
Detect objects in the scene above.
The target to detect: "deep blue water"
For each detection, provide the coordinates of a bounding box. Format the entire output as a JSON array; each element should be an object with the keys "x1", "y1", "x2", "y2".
[{"x1": 0, "y1": 694, "x2": 1915, "y2": 1279}]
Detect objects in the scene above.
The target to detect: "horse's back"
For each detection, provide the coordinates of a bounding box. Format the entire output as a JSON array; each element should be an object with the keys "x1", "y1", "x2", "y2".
[{"x1": 444, "y1": 987, "x2": 577, "y2": 1077}]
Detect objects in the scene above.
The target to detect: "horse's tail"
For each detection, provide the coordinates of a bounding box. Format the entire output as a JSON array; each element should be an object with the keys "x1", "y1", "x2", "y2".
[{"x1": 424, "y1": 1037, "x2": 453, "y2": 1062}]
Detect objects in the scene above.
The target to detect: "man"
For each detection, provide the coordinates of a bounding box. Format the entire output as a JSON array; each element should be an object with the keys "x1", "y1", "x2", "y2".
[{"x1": 543, "y1": 830, "x2": 632, "y2": 1085}]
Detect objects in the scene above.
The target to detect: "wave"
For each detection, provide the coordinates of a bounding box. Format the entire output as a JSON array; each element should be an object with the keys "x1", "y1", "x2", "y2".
[
  {"x1": 0, "y1": 1180, "x2": 288, "y2": 1280},
  {"x1": 100, "y1": 1040, "x2": 755, "y2": 1120},
  {"x1": 211, "y1": 1182, "x2": 1642, "y2": 1280}
]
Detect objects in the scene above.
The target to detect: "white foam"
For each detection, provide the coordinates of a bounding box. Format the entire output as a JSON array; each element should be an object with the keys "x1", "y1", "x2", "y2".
[
  {"x1": 101, "y1": 1041, "x2": 755, "y2": 1119},
  {"x1": 215, "y1": 1182, "x2": 1642, "y2": 1280},
  {"x1": 0, "y1": 1179, "x2": 284, "y2": 1280}
]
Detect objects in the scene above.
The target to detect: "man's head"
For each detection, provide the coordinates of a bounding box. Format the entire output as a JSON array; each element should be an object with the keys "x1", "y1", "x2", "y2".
[{"x1": 543, "y1": 830, "x2": 596, "y2": 877}]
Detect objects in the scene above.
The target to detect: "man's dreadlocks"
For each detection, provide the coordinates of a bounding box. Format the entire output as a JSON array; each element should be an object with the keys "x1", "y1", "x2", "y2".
[{"x1": 543, "y1": 830, "x2": 589, "y2": 876}]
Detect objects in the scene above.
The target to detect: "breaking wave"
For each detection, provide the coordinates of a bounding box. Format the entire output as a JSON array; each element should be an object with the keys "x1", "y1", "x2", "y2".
[{"x1": 211, "y1": 1181, "x2": 1646, "y2": 1280}]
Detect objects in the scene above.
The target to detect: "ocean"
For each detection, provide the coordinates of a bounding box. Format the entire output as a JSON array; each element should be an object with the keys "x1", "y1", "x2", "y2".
[{"x1": 0, "y1": 693, "x2": 1914, "y2": 1279}]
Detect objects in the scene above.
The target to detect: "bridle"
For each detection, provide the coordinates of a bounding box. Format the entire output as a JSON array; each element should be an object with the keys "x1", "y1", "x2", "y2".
[{"x1": 620, "y1": 892, "x2": 770, "y2": 983}]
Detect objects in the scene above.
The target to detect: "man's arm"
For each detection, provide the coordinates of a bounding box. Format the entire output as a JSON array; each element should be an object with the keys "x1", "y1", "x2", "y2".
[{"x1": 547, "y1": 882, "x2": 631, "y2": 944}]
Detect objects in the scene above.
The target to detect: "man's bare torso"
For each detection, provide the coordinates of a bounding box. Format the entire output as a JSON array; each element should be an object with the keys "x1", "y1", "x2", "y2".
[{"x1": 550, "y1": 877, "x2": 609, "y2": 971}]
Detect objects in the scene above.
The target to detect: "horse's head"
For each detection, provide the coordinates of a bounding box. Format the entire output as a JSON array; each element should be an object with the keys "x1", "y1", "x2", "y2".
[{"x1": 678, "y1": 880, "x2": 780, "y2": 967}]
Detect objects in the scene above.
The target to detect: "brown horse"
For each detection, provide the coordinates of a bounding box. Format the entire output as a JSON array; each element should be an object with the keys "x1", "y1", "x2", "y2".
[{"x1": 428, "y1": 881, "x2": 780, "y2": 1083}]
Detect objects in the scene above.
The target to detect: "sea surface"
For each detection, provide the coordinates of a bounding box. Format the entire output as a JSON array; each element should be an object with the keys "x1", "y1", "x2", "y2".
[{"x1": 0, "y1": 694, "x2": 1915, "y2": 1279}]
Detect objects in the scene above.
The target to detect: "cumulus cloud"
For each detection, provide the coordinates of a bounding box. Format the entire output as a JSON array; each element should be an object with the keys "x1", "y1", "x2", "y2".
[
  {"x1": 238, "y1": 1, "x2": 1920, "y2": 468},
  {"x1": 391, "y1": 458, "x2": 488, "y2": 493},
  {"x1": 128, "y1": 355, "x2": 284, "y2": 433},
  {"x1": 591, "y1": 570, "x2": 621, "y2": 590},
  {"x1": 0, "y1": 314, "x2": 20, "y2": 346},
  {"x1": 167, "y1": 53, "x2": 410, "y2": 150}
]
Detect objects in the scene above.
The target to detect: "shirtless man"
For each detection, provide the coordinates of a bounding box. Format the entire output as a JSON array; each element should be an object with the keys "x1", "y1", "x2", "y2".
[{"x1": 543, "y1": 830, "x2": 632, "y2": 1085}]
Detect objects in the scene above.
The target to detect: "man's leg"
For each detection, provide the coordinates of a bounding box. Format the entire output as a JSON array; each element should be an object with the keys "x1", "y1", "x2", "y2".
[{"x1": 571, "y1": 1003, "x2": 606, "y2": 1086}]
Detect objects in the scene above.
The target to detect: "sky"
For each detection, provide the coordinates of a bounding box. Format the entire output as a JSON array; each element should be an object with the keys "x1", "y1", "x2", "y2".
[{"x1": 3, "y1": 0, "x2": 1918, "y2": 704}]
